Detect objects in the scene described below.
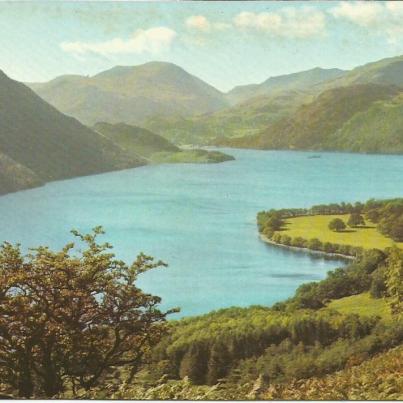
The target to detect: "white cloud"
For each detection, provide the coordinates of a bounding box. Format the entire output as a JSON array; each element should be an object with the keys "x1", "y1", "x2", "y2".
[
  {"x1": 330, "y1": 2, "x2": 383, "y2": 27},
  {"x1": 60, "y1": 27, "x2": 177, "y2": 56},
  {"x1": 233, "y1": 8, "x2": 326, "y2": 38},
  {"x1": 185, "y1": 15, "x2": 231, "y2": 33},
  {"x1": 186, "y1": 15, "x2": 211, "y2": 32},
  {"x1": 330, "y1": 1, "x2": 403, "y2": 43}
]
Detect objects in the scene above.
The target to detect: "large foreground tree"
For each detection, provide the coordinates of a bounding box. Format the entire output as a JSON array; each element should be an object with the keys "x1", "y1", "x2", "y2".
[{"x1": 0, "y1": 227, "x2": 175, "y2": 398}]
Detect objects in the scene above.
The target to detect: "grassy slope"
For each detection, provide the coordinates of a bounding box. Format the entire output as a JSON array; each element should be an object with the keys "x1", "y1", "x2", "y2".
[
  {"x1": 325, "y1": 293, "x2": 392, "y2": 321},
  {"x1": 278, "y1": 214, "x2": 403, "y2": 250}
]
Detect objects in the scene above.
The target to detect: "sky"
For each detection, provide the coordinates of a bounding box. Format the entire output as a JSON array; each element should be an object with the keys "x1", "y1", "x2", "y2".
[{"x1": 1, "y1": 1, "x2": 403, "y2": 92}]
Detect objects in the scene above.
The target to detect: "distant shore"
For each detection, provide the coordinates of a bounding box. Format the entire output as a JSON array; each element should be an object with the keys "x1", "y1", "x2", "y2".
[{"x1": 260, "y1": 234, "x2": 355, "y2": 261}]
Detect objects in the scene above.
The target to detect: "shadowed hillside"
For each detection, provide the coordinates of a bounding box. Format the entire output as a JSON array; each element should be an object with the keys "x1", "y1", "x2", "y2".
[{"x1": 0, "y1": 70, "x2": 145, "y2": 195}]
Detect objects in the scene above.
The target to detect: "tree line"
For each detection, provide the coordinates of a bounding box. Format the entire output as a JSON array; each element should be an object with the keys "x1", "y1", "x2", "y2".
[{"x1": 144, "y1": 247, "x2": 402, "y2": 387}]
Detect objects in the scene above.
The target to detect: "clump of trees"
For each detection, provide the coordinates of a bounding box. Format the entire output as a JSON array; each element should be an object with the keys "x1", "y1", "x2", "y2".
[
  {"x1": 0, "y1": 227, "x2": 175, "y2": 398},
  {"x1": 328, "y1": 218, "x2": 346, "y2": 232},
  {"x1": 347, "y1": 213, "x2": 365, "y2": 228},
  {"x1": 257, "y1": 210, "x2": 285, "y2": 238}
]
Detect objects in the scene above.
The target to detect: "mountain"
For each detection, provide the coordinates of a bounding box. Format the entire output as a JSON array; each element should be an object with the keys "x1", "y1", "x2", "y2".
[
  {"x1": 323, "y1": 55, "x2": 403, "y2": 89},
  {"x1": 144, "y1": 90, "x2": 312, "y2": 145},
  {"x1": 0, "y1": 152, "x2": 43, "y2": 195},
  {"x1": 93, "y1": 122, "x2": 179, "y2": 159},
  {"x1": 0, "y1": 70, "x2": 144, "y2": 195},
  {"x1": 226, "y1": 67, "x2": 346, "y2": 105},
  {"x1": 93, "y1": 122, "x2": 234, "y2": 164},
  {"x1": 27, "y1": 62, "x2": 229, "y2": 126},
  {"x1": 333, "y1": 93, "x2": 403, "y2": 153},
  {"x1": 224, "y1": 84, "x2": 402, "y2": 152}
]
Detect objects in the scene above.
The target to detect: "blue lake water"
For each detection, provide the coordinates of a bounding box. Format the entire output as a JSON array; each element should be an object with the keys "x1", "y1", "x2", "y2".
[{"x1": 0, "y1": 148, "x2": 402, "y2": 317}]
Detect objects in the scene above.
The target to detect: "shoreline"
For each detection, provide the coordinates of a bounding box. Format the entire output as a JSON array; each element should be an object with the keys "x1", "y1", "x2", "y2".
[{"x1": 259, "y1": 234, "x2": 356, "y2": 261}]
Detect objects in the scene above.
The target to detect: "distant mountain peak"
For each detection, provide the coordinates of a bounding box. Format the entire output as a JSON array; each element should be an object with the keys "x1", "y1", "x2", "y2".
[
  {"x1": 226, "y1": 67, "x2": 347, "y2": 105},
  {"x1": 28, "y1": 61, "x2": 228, "y2": 125}
]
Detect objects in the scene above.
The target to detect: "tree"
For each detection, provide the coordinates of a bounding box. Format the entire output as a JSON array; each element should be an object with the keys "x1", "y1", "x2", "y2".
[
  {"x1": 179, "y1": 342, "x2": 208, "y2": 385},
  {"x1": 385, "y1": 248, "x2": 403, "y2": 318},
  {"x1": 0, "y1": 227, "x2": 175, "y2": 398},
  {"x1": 307, "y1": 238, "x2": 322, "y2": 251},
  {"x1": 347, "y1": 213, "x2": 365, "y2": 228},
  {"x1": 365, "y1": 209, "x2": 381, "y2": 223},
  {"x1": 206, "y1": 342, "x2": 230, "y2": 385},
  {"x1": 328, "y1": 218, "x2": 346, "y2": 232}
]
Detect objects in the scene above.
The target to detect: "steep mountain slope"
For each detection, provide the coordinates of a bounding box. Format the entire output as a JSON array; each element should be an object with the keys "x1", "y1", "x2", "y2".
[
  {"x1": 227, "y1": 84, "x2": 402, "y2": 152},
  {"x1": 0, "y1": 70, "x2": 144, "y2": 195},
  {"x1": 27, "y1": 62, "x2": 228, "y2": 126},
  {"x1": 334, "y1": 93, "x2": 403, "y2": 153},
  {"x1": 93, "y1": 122, "x2": 179, "y2": 158},
  {"x1": 0, "y1": 152, "x2": 43, "y2": 195},
  {"x1": 226, "y1": 67, "x2": 346, "y2": 105}
]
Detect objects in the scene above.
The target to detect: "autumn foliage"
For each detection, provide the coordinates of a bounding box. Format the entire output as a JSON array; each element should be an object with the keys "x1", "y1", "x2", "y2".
[{"x1": 0, "y1": 227, "x2": 174, "y2": 398}]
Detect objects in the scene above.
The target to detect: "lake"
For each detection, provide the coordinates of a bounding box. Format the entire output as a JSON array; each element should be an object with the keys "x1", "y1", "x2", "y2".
[{"x1": 0, "y1": 148, "x2": 402, "y2": 317}]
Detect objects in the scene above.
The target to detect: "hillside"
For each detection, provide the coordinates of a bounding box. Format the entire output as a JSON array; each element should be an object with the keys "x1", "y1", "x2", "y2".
[
  {"x1": 144, "y1": 90, "x2": 311, "y2": 145},
  {"x1": 0, "y1": 152, "x2": 43, "y2": 195},
  {"x1": 85, "y1": 245, "x2": 402, "y2": 400},
  {"x1": 324, "y1": 54, "x2": 403, "y2": 89},
  {"x1": 334, "y1": 93, "x2": 403, "y2": 153},
  {"x1": 226, "y1": 67, "x2": 346, "y2": 105},
  {"x1": 27, "y1": 62, "x2": 228, "y2": 126},
  {"x1": 93, "y1": 122, "x2": 234, "y2": 164},
  {"x1": 226, "y1": 83, "x2": 402, "y2": 152},
  {"x1": 93, "y1": 122, "x2": 179, "y2": 159},
  {"x1": 262, "y1": 345, "x2": 403, "y2": 400},
  {"x1": 0, "y1": 70, "x2": 144, "y2": 195}
]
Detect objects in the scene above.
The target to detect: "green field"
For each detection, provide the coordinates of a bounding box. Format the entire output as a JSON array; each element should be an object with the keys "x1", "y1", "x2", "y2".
[
  {"x1": 280, "y1": 214, "x2": 403, "y2": 250},
  {"x1": 325, "y1": 293, "x2": 392, "y2": 321}
]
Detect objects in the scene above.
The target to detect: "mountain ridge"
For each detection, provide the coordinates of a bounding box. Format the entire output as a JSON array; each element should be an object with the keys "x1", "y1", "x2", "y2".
[{"x1": 27, "y1": 61, "x2": 229, "y2": 126}]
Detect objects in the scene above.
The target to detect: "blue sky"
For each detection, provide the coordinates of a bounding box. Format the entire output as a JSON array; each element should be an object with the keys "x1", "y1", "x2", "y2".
[{"x1": 1, "y1": 1, "x2": 403, "y2": 91}]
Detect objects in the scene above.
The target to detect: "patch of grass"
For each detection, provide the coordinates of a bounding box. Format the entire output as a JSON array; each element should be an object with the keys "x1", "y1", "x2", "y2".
[
  {"x1": 325, "y1": 293, "x2": 392, "y2": 321},
  {"x1": 280, "y1": 214, "x2": 403, "y2": 250}
]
